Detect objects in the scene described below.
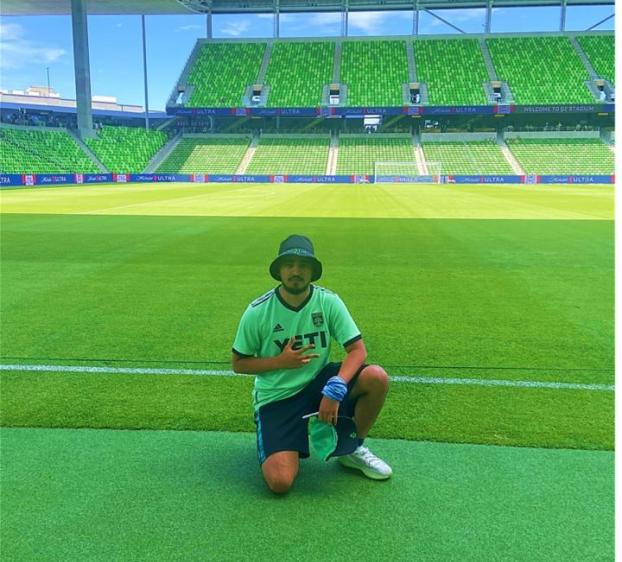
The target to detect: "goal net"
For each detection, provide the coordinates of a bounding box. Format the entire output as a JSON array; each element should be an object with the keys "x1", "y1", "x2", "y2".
[{"x1": 374, "y1": 161, "x2": 442, "y2": 184}]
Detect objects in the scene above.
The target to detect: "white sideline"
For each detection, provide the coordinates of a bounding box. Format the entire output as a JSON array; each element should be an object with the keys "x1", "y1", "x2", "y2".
[{"x1": 0, "y1": 364, "x2": 614, "y2": 392}]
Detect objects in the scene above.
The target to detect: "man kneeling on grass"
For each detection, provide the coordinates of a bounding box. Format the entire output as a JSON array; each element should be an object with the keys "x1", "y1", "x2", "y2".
[{"x1": 232, "y1": 235, "x2": 392, "y2": 494}]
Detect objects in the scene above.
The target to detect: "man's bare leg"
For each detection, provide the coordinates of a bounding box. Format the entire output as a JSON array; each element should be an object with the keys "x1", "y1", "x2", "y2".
[
  {"x1": 348, "y1": 365, "x2": 390, "y2": 438},
  {"x1": 261, "y1": 451, "x2": 299, "y2": 495}
]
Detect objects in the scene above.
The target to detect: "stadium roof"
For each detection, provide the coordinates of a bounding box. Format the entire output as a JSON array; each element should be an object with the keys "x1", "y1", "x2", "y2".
[{"x1": 1, "y1": 0, "x2": 614, "y2": 16}]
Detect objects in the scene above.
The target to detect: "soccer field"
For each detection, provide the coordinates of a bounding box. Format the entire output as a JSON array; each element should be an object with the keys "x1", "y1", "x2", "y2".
[{"x1": 0, "y1": 181, "x2": 614, "y2": 559}]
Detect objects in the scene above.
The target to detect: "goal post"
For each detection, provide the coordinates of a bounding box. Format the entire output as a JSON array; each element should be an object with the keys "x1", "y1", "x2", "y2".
[{"x1": 374, "y1": 161, "x2": 442, "y2": 184}]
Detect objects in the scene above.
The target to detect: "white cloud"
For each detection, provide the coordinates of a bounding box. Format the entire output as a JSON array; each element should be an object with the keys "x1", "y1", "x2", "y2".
[
  {"x1": 348, "y1": 12, "x2": 391, "y2": 34},
  {"x1": 0, "y1": 22, "x2": 22, "y2": 41},
  {"x1": 220, "y1": 20, "x2": 251, "y2": 36},
  {"x1": 0, "y1": 23, "x2": 66, "y2": 70},
  {"x1": 310, "y1": 13, "x2": 342, "y2": 27},
  {"x1": 175, "y1": 24, "x2": 203, "y2": 32},
  {"x1": 273, "y1": 12, "x2": 341, "y2": 35}
]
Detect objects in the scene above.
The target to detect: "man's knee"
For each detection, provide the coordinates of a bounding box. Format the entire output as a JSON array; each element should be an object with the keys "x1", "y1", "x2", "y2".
[
  {"x1": 264, "y1": 473, "x2": 296, "y2": 495},
  {"x1": 262, "y1": 452, "x2": 298, "y2": 495},
  {"x1": 361, "y1": 364, "x2": 390, "y2": 391}
]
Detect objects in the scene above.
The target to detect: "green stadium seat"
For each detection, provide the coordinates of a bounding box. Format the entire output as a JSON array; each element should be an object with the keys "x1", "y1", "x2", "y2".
[
  {"x1": 486, "y1": 37, "x2": 592, "y2": 104},
  {"x1": 246, "y1": 136, "x2": 329, "y2": 174},
  {"x1": 265, "y1": 42, "x2": 334, "y2": 107},
  {"x1": 187, "y1": 42, "x2": 266, "y2": 107},
  {"x1": 506, "y1": 138, "x2": 614, "y2": 174},
  {"x1": 178, "y1": 36, "x2": 606, "y2": 109},
  {"x1": 0, "y1": 127, "x2": 98, "y2": 174},
  {"x1": 415, "y1": 39, "x2": 490, "y2": 106},
  {"x1": 340, "y1": 41, "x2": 409, "y2": 107},
  {"x1": 422, "y1": 141, "x2": 513, "y2": 175},
  {"x1": 157, "y1": 136, "x2": 250, "y2": 174},
  {"x1": 577, "y1": 35, "x2": 615, "y2": 85},
  {"x1": 84, "y1": 126, "x2": 167, "y2": 173},
  {"x1": 336, "y1": 135, "x2": 414, "y2": 176}
]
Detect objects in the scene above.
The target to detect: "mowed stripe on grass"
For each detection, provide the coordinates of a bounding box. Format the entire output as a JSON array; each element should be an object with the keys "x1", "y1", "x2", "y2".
[
  {"x1": 1, "y1": 214, "x2": 612, "y2": 382},
  {"x1": 0, "y1": 184, "x2": 613, "y2": 450},
  {"x1": 0, "y1": 182, "x2": 614, "y2": 220},
  {"x1": 0, "y1": 369, "x2": 613, "y2": 450}
]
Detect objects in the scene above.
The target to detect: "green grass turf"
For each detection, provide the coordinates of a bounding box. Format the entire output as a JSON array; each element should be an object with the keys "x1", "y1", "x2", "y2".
[
  {"x1": 1, "y1": 428, "x2": 613, "y2": 561},
  {"x1": 1, "y1": 429, "x2": 614, "y2": 561},
  {"x1": 1, "y1": 214, "x2": 612, "y2": 380},
  {"x1": 0, "y1": 204, "x2": 613, "y2": 449},
  {"x1": 0, "y1": 182, "x2": 613, "y2": 220},
  {"x1": 0, "y1": 371, "x2": 613, "y2": 449}
]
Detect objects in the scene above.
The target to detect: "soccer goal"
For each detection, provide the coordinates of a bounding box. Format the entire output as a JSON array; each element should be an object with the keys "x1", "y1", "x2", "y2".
[{"x1": 374, "y1": 161, "x2": 442, "y2": 184}]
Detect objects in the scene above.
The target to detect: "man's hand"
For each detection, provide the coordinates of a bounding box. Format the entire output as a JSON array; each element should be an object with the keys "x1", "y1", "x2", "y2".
[
  {"x1": 318, "y1": 396, "x2": 339, "y2": 425},
  {"x1": 278, "y1": 337, "x2": 320, "y2": 369}
]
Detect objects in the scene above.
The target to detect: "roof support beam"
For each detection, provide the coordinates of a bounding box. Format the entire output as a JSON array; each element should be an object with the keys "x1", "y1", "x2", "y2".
[
  {"x1": 70, "y1": 0, "x2": 94, "y2": 138},
  {"x1": 413, "y1": 0, "x2": 419, "y2": 35},
  {"x1": 585, "y1": 12, "x2": 613, "y2": 31},
  {"x1": 141, "y1": 14, "x2": 150, "y2": 130},
  {"x1": 485, "y1": 0, "x2": 492, "y2": 33},
  {"x1": 560, "y1": 0, "x2": 566, "y2": 31},
  {"x1": 423, "y1": 8, "x2": 466, "y2": 33}
]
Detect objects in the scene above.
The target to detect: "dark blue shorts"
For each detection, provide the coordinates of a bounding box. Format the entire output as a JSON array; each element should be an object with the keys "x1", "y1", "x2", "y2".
[{"x1": 254, "y1": 362, "x2": 367, "y2": 465}]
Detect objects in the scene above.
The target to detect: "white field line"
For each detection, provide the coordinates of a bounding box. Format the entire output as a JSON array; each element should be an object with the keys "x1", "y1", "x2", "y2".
[{"x1": 0, "y1": 364, "x2": 614, "y2": 392}]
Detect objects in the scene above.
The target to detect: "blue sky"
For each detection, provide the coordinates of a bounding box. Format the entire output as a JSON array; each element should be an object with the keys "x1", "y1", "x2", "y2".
[{"x1": 0, "y1": 6, "x2": 614, "y2": 110}]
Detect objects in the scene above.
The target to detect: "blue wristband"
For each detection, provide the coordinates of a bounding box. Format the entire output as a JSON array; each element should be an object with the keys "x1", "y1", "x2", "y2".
[{"x1": 321, "y1": 376, "x2": 348, "y2": 402}]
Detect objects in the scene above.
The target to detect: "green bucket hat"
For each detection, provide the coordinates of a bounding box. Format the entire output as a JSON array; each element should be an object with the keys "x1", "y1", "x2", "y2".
[
  {"x1": 269, "y1": 234, "x2": 322, "y2": 282},
  {"x1": 309, "y1": 416, "x2": 359, "y2": 461},
  {"x1": 309, "y1": 417, "x2": 337, "y2": 461}
]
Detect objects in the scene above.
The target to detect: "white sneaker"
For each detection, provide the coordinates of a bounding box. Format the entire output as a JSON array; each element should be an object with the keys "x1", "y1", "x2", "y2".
[{"x1": 338, "y1": 446, "x2": 393, "y2": 480}]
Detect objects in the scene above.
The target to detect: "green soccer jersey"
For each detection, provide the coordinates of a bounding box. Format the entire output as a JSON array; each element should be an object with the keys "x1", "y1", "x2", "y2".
[{"x1": 232, "y1": 285, "x2": 361, "y2": 411}]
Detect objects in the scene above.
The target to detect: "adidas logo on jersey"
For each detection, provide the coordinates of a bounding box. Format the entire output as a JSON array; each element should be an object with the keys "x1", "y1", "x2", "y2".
[{"x1": 273, "y1": 323, "x2": 284, "y2": 333}]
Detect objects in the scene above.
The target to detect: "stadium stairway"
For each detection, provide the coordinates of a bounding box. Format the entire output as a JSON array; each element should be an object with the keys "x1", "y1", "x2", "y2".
[
  {"x1": 569, "y1": 36, "x2": 598, "y2": 80},
  {"x1": 479, "y1": 38, "x2": 498, "y2": 81},
  {"x1": 326, "y1": 133, "x2": 338, "y2": 175},
  {"x1": 67, "y1": 130, "x2": 108, "y2": 173},
  {"x1": 166, "y1": 41, "x2": 203, "y2": 108},
  {"x1": 144, "y1": 132, "x2": 183, "y2": 173},
  {"x1": 236, "y1": 135, "x2": 260, "y2": 174},
  {"x1": 570, "y1": 36, "x2": 615, "y2": 101},
  {"x1": 332, "y1": 41, "x2": 342, "y2": 83},
  {"x1": 413, "y1": 132, "x2": 427, "y2": 175},
  {"x1": 406, "y1": 42, "x2": 417, "y2": 81},
  {"x1": 256, "y1": 43, "x2": 273, "y2": 85},
  {"x1": 498, "y1": 138, "x2": 525, "y2": 175}
]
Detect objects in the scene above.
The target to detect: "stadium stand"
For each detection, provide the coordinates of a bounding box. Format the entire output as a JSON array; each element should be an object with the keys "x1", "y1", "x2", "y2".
[
  {"x1": 84, "y1": 126, "x2": 167, "y2": 173},
  {"x1": 174, "y1": 35, "x2": 614, "y2": 109},
  {"x1": 486, "y1": 37, "x2": 593, "y2": 104},
  {"x1": 422, "y1": 141, "x2": 513, "y2": 175},
  {"x1": 0, "y1": 126, "x2": 98, "y2": 174},
  {"x1": 245, "y1": 136, "x2": 330, "y2": 174},
  {"x1": 156, "y1": 136, "x2": 250, "y2": 173},
  {"x1": 415, "y1": 39, "x2": 490, "y2": 106},
  {"x1": 336, "y1": 135, "x2": 414, "y2": 175},
  {"x1": 265, "y1": 42, "x2": 334, "y2": 107},
  {"x1": 506, "y1": 138, "x2": 614, "y2": 174},
  {"x1": 186, "y1": 42, "x2": 266, "y2": 107},
  {"x1": 577, "y1": 35, "x2": 615, "y2": 85},
  {"x1": 340, "y1": 41, "x2": 409, "y2": 107}
]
